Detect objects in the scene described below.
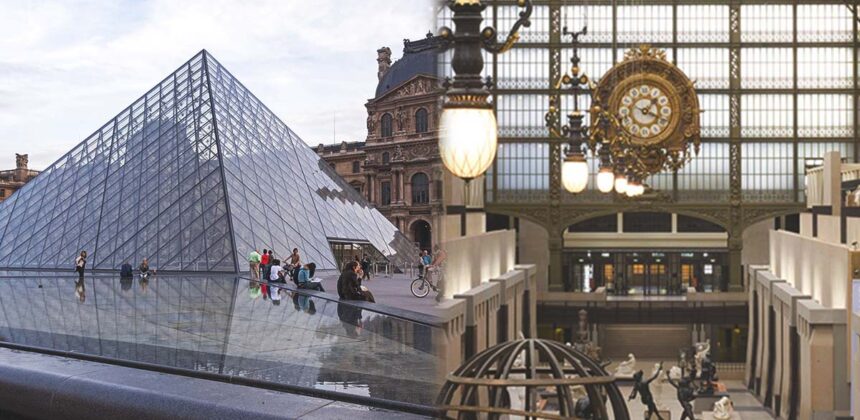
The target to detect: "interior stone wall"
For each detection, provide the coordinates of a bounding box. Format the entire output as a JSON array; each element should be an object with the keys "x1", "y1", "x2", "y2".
[{"x1": 517, "y1": 219, "x2": 549, "y2": 293}]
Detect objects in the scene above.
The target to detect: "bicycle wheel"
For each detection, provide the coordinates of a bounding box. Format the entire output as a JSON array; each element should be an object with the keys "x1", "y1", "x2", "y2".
[{"x1": 411, "y1": 278, "x2": 430, "y2": 298}]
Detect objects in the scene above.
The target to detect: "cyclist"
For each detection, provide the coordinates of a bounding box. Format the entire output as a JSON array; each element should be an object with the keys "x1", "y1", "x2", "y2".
[{"x1": 427, "y1": 245, "x2": 447, "y2": 301}]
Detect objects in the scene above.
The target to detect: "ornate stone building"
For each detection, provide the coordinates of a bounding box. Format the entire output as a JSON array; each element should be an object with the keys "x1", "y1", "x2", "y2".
[
  {"x1": 0, "y1": 154, "x2": 39, "y2": 202},
  {"x1": 318, "y1": 34, "x2": 444, "y2": 252}
]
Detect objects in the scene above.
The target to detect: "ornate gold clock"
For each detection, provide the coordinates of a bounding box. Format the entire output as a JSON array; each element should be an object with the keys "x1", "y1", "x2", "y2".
[{"x1": 590, "y1": 45, "x2": 701, "y2": 179}]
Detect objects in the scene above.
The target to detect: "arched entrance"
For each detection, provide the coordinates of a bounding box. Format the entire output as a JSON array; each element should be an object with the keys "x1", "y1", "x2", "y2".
[{"x1": 410, "y1": 220, "x2": 432, "y2": 253}]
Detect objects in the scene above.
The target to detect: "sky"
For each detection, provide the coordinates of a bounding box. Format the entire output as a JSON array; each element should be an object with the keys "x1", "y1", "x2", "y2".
[{"x1": 0, "y1": 0, "x2": 435, "y2": 170}]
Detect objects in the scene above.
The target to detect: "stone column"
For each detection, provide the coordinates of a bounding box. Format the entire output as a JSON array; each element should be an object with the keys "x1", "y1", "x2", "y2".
[
  {"x1": 399, "y1": 169, "x2": 406, "y2": 203},
  {"x1": 745, "y1": 265, "x2": 768, "y2": 391},
  {"x1": 548, "y1": 233, "x2": 564, "y2": 291},
  {"x1": 796, "y1": 300, "x2": 849, "y2": 420},
  {"x1": 754, "y1": 269, "x2": 785, "y2": 404},
  {"x1": 728, "y1": 233, "x2": 743, "y2": 291},
  {"x1": 773, "y1": 282, "x2": 809, "y2": 420},
  {"x1": 823, "y1": 151, "x2": 842, "y2": 215}
]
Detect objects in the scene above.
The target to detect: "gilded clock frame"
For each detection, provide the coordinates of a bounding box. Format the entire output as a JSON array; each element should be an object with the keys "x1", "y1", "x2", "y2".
[{"x1": 590, "y1": 45, "x2": 702, "y2": 179}]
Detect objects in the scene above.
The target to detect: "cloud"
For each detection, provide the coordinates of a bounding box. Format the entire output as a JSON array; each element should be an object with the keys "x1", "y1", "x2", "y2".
[{"x1": 0, "y1": 0, "x2": 434, "y2": 170}]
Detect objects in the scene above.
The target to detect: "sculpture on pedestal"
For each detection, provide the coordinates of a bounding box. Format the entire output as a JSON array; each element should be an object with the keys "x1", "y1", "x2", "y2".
[
  {"x1": 694, "y1": 339, "x2": 710, "y2": 372},
  {"x1": 712, "y1": 396, "x2": 734, "y2": 420},
  {"x1": 573, "y1": 309, "x2": 604, "y2": 362},
  {"x1": 666, "y1": 371, "x2": 697, "y2": 420},
  {"x1": 615, "y1": 353, "x2": 637, "y2": 376},
  {"x1": 628, "y1": 362, "x2": 664, "y2": 420}
]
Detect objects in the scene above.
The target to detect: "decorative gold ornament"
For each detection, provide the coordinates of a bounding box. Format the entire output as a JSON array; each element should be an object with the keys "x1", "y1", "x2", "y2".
[{"x1": 590, "y1": 45, "x2": 701, "y2": 183}]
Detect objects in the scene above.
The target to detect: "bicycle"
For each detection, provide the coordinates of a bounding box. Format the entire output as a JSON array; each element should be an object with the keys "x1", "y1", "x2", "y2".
[{"x1": 410, "y1": 266, "x2": 443, "y2": 298}]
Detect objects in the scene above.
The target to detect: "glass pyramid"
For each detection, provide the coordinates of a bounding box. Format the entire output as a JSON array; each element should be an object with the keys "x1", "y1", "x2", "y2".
[{"x1": 0, "y1": 51, "x2": 417, "y2": 272}]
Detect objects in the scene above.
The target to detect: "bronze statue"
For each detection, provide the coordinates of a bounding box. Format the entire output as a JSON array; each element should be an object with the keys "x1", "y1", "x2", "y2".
[
  {"x1": 698, "y1": 352, "x2": 718, "y2": 394},
  {"x1": 629, "y1": 363, "x2": 664, "y2": 420},
  {"x1": 666, "y1": 371, "x2": 697, "y2": 420}
]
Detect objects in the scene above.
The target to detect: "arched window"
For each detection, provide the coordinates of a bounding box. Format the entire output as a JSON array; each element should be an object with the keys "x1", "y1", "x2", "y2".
[
  {"x1": 411, "y1": 173, "x2": 430, "y2": 204},
  {"x1": 382, "y1": 152, "x2": 390, "y2": 165},
  {"x1": 415, "y1": 108, "x2": 428, "y2": 133},
  {"x1": 381, "y1": 113, "x2": 393, "y2": 137},
  {"x1": 352, "y1": 161, "x2": 360, "y2": 173},
  {"x1": 381, "y1": 182, "x2": 392, "y2": 205}
]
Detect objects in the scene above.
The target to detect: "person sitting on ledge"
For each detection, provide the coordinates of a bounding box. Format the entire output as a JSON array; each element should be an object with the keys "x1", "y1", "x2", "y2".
[
  {"x1": 120, "y1": 261, "x2": 133, "y2": 278},
  {"x1": 298, "y1": 263, "x2": 324, "y2": 292},
  {"x1": 139, "y1": 258, "x2": 156, "y2": 279},
  {"x1": 337, "y1": 261, "x2": 374, "y2": 303},
  {"x1": 269, "y1": 259, "x2": 285, "y2": 283}
]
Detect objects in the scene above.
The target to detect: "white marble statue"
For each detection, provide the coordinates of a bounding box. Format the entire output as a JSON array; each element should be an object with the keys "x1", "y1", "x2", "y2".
[
  {"x1": 668, "y1": 365, "x2": 683, "y2": 381},
  {"x1": 712, "y1": 396, "x2": 734, "y2": 420},
  {"x1": 614, "y1": 353, "x2": 636, "y2": 376},
  {"x1": 695, "y1": 339, "x2": 711, "y2": 371},
  {"x1": 506, "y1": 350, "x2": 527, "y2": 419},
  {"x1": 650, "y1": 363, "x2": 667, "y2": 407}
]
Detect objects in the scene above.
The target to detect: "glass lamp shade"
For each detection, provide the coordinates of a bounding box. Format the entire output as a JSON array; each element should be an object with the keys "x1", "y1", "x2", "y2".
[
  {"x1": 561, "y1": 155, "x2": 589, "y2": 193},
  {"x1": 614, "y1": 174, "x2": 628, "y2": 194},
  {"x1": 632, "y1": 183, "x2": 645, "y2": 196},
  {"x1": 625, "y1": 180, "x2": 640, "y2": 197},
  {"x1": 439, "y1": 107, "x2": 498, "y2": 180},
  {"x1": 596, "y1": 168, "x2": 615, "y2": 193},
  {"x1": 625, "y1": 184, "x2": 636, "y2": 197}
]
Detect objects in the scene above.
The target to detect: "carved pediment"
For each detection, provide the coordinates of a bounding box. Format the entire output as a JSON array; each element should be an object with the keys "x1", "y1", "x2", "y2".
[{"x1": 374, "y1": 76, "x2": 440, "y2": 102}]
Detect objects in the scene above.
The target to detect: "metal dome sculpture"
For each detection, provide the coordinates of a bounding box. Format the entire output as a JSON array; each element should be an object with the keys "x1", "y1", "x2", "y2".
[{"x1": 437, "y1": 338, "x2": 630, "y2": 419}]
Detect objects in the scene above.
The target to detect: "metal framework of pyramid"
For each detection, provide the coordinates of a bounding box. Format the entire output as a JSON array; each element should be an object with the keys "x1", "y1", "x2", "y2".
[{"x1": 0, "y1": 50, "x2": 417, "y2": 272}]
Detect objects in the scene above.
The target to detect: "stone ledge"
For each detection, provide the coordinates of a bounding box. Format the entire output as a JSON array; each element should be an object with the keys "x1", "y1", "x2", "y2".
[
  {"x1": 755, "y1": 269, "x2": 786, "y2": 293},
  {"x1": 797, "y1": 299, "x2": 846, "y2": 325},
  {"x1": 772, "y1": 282, "x2": 811, "y2": 327},
  {"x1": 454, "y1": 281, "x2": 501, "y2": 326},
  {"x1": 489, "y1": 269, "x2": 525, "y2": 303}
]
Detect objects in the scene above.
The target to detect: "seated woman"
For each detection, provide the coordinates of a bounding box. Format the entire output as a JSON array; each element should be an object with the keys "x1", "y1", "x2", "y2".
[
  {"x1": 297, "y1": 263, "x2": 324, "y2": 292},
  {"x1": 337, "y1": 261, "x2": 374, "y2": 302},
  {"x1": 139, "y1": 258, "x2": 156, "y2": 279}
]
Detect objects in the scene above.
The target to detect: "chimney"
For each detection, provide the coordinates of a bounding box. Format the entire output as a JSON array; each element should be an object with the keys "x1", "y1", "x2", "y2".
[
  {"x1": 15, "y1": 154, "x2": 28, "y2": 182},
  {"x1": 377, "y1": 47, "x2": 392, "y2": 81}
]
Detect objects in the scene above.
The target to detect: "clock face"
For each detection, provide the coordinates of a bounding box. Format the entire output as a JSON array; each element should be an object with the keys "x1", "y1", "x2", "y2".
[{"x1": 615, "y1": 80, "x2": 678, "y2": 144}]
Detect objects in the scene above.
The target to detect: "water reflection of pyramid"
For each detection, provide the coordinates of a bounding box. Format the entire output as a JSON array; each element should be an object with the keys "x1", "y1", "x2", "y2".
[{"x1": 0, "y1": 50, "x2": 417, "y2": 272}]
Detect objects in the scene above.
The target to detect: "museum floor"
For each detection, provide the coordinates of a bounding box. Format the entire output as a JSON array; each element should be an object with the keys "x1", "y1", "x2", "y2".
[{"x1": 614, "y1": 359, "x2": 774, "y2": 420}]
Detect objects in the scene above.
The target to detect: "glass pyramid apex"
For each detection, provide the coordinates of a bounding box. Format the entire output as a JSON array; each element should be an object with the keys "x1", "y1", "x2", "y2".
[{"x1": 0, "y1": 50, "x2": 418, "y2": 272}]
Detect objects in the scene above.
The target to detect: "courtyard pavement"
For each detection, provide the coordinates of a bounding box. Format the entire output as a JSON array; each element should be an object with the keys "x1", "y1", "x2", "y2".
[{"x1": 310, "y1": 269, "x2": 445, "y2": 319}]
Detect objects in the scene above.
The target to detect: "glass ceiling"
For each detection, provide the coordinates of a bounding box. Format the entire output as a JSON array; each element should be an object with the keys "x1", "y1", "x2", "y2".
[{"x1": 0, "y1": 51, "x2": 418, "y2": 272}]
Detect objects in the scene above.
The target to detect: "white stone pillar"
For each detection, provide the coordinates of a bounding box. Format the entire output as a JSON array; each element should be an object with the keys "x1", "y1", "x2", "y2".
[{"x1": 823, "y1": 151, "x2": 842, "y2": 216}]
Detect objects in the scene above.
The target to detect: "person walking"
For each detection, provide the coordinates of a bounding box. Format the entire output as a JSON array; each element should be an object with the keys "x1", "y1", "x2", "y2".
[
  {"x1": 360, "y1": 255, "x2": 371, "y2": 281},
  {"x1": 75, "y1": 251, "x2": 87, "y2": 280},
  {"x1": 248, "y1": 249, "x2": 261, "y2": 280}
]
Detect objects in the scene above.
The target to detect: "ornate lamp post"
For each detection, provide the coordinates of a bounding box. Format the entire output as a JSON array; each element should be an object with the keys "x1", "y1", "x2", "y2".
[
  {"x1": 547, "y1": 25, "x2": 595, "y2": 194},
  {"x1": 438, "y1": 0, "x2": 533, "y2": 182}
]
